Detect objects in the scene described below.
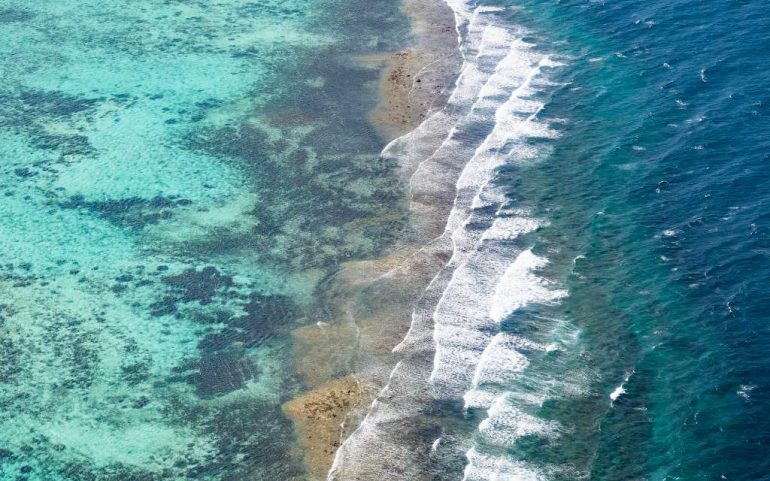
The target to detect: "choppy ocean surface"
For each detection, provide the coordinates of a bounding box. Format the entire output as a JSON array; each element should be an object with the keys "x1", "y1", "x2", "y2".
[
  {"x1": 1, "y1": 0, "x2": 769, "y2": 480},
  {"x1": 332, "y1": 0, "x2": 770, "y2": 480}
]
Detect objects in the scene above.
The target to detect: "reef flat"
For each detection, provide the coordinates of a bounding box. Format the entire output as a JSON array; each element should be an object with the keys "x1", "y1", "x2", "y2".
[{"x1": 281, "y1": 0, "x2": 462, "y2": 477}]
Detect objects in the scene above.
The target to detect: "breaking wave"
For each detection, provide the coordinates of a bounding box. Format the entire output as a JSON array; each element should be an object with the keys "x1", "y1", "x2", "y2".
[{"x1": 328, "y1": 2, "x2": 581, "y2": 479}]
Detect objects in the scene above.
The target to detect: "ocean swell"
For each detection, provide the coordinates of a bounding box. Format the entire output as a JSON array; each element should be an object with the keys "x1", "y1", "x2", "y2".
[{"x1": 328, "y1": 2, "x2": 579, "y2": 480}]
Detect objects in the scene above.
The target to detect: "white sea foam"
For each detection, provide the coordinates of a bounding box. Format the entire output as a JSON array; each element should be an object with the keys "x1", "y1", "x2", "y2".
[
  {"x1": 479, "y1": 394, "x2": 562, "y2": 447},
  {"x1": 463, "y1": 332, "x2": 559, "y2": 409},
  {"x1": 490, "y1": 249, "x2": 568, "y2": 323},
  {"x1": 481, "y1": 216, "x2": 543, "y2": 241},
  {"x1": 421, "y1": 21, "x2": 578, "y2": 479},
  {"x1": 463, "y1": 448, "x2": 545, "y2": 481},
  {"x1": 610, "y1": 370, "x2": 634, "y2": 406},
  {"x1": 431, "y1": 247, "x2": 567, "y2": 398},
  {"x1": 609, "y1": 383, "x2": 626, "y2": 404},
  {"x1": 464, "y1": 333, "x2": 530, "y2": 408},
  {"x1": 737, "y1": 384, "x2": 756, "y2": 401},
  {"x1": 327, "y1": 3, "x2": 574, "y2": 479}
]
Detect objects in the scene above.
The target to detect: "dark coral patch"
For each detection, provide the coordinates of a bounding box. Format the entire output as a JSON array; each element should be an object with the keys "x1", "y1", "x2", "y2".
[
  {"x1": 159, "y1": 287, "x2": 296, "y2": 399},
  {"x1": 0, "y1": 90, "x2": 98, "y2": 129},
  {"x1": 59, "y1": 195, "x2": 190, "y2": 229},
  {"x1": 230, "y1": 293, "x2": 295, "y2": 347},
  {"x1": 30, "y1": 134, "x2": 95, "y2": 156},
  {"x1": 162, "y1": 266, "x2": 233, "y2": 305},
  {"x1": 190, "y1": 350, "x2": 258, "y2": 398},
  {"x1": 0, "y1": 8, "x2": 34, "y2": 23},
  {"x1": 186, "y1": 121, "x2": 408, "y2": 269}
]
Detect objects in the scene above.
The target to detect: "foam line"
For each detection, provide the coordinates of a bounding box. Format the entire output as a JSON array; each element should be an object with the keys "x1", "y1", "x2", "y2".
[
  {"x1": 327, "y1": 3, "x2": 571, "y2": 479},
  {"x1": 490, "y1": 249, "x2": 567, "y2": 322},
  {"x1": 463, "y1": 448, "x2": 545, "y2": 481}
]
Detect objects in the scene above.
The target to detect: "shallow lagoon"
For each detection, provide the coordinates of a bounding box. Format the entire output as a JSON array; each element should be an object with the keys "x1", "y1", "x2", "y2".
[{"x1": 0, "y1": 0, "x2": 411, "y2": 478}]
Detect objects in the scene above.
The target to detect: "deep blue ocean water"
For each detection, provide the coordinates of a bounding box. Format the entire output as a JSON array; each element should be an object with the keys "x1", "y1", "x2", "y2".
[
  {"x1": 1, "y1": 0, "x2": 769, "y2": 480},
  {"x1": 511, "y1": 1, "x2": 770, "y2": 478},
  {"x1": 424, "y1": 0, "x2": 770, "y2": 479}
]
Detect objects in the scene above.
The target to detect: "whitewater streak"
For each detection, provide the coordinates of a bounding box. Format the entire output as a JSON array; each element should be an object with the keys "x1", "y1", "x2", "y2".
[{"x1": 329, "y1": 2, "x2": 578, "y2": 480}]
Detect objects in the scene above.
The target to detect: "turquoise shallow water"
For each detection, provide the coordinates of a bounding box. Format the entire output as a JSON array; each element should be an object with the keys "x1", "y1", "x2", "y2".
[{"x1": 0, "y1": 0, "x2": 411, "y2": 479}]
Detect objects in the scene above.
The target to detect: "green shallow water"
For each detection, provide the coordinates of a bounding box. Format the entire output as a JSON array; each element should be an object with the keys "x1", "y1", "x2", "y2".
[{"x1": 0, "y1": 0, "x2": 412, "y2": 479}]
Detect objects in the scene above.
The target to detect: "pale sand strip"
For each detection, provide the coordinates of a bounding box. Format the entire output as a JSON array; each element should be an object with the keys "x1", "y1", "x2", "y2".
[{"x1": 365, "y1": 0, "x2": 460, "y2": 142}]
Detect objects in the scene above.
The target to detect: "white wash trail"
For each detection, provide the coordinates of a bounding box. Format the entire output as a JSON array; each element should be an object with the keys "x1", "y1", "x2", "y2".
[{"x1": 329, "y1": 3, "x2": 580, "y2": 480}]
